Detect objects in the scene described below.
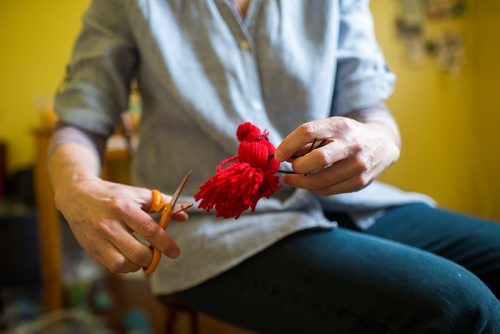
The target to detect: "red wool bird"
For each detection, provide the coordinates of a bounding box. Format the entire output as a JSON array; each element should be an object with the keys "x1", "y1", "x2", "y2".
[{"x1": 194, "y1": 122, "x2": 281, "y2": 219}]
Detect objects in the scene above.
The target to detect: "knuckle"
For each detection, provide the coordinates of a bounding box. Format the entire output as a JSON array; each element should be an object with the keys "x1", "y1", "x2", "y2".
[
  {"x1": 354, "y1": 156, "x2": 369, "y2": 172},
  {"x1": 130, "y1": 248, "x2": 150, "y2": 266},
  {"x1": 314, "y1": 150, "x2": 331, "y2": 167},
  {"x1": 349, "y1": 142, "x2": 364, "y2": 154},
  {"x1": 109, "y1": 257, "x2": 129, "y2": 273},
  {"x1": 108, "y1": 197, "x2": 134, "y2": 216},
  {"x1": 95, "y1": 219, "x2": 111, "y2": 235},
  {"x1": 109, "y1": 197, "x2": 125, "y2": 212},
  {"x1": 352, "y1": 178, "x2": 365, "y2": 190},
  {"x1": 332, "y1": 116, "x2": 351, "y2": 132},
  {"x1": 138, "y1": 221, "x2": 159, "y2": 239},
  {"x1": 298, "y1": 122, "x2": 317, "y2": 141},
  {"x1": 353, "y1": 175, "x2": 370, "y2": 189}
]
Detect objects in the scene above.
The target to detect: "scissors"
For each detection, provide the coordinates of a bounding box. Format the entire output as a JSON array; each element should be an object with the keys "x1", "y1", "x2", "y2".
[{"x1": 143, "y1": 170, "x2": 192, "y2": 275}]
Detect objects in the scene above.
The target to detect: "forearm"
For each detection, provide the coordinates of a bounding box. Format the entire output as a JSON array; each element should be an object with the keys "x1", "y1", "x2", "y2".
[
  {"x1": 343, "y1": 102, "x2": 401, "y2": 149},
  {"x1": 47, "y1": 125, "x2": 105, "y2": 207}
]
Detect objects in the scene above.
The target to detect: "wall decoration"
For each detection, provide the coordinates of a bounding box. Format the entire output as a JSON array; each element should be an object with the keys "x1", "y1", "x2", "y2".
[{"x1": 396, "y1": 0, "x2": 467, "y2": 73}]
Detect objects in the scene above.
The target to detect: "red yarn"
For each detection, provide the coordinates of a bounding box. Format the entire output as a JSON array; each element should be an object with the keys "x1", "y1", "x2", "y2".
[{"x1": 194, "y1": 122, "x2": 281, "y2": 219}]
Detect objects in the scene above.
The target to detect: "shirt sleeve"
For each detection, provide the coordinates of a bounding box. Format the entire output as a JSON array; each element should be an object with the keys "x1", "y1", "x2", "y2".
[
  {"x1": 331, "y1": 0, "x2": 396, "y2": 116},
  {"x1": 48, "y1": 122, "x2": 107, "y2": 164},
  {"x1": 54, "y1": 0, "x2": 138, "y2": 137}
]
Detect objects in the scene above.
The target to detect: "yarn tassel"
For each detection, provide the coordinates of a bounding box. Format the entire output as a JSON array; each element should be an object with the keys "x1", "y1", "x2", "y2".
[{"x1": 194, "y1": 122, "x2": 281, "y2": 219}]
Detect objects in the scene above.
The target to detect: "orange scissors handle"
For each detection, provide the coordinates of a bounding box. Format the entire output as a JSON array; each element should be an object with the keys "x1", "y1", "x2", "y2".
[
  {"x1": 143, "y1": 190, "x2": 174, "y2": 275},
  {"x1": 148, "y1": 189, "x2": 164, "y2": 213},
  {"x1": 142, "y1": 171, "x2": 192, "y2": 276}
]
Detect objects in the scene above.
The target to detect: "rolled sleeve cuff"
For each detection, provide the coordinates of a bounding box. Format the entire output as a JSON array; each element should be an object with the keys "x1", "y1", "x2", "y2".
[
  {"x1": 333, "y1": 69, "x2": 396, "y2": 116},
  {"x1": 55, "y1": 85, "x2": 120, "y2": 137}
]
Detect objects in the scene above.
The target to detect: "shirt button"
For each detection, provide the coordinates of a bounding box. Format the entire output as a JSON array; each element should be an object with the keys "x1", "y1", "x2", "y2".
[
  {"x1": 251, "y1": 100, "x2": 263, "y2": 112},
  {"x1": 239, "y1": 40, "x2": 250, "y2": 50}
]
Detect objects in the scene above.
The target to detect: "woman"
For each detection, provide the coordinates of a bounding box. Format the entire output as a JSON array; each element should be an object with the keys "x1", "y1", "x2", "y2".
[{"x1": 48, "y1": 0, "x2": 500, "y2": 332}]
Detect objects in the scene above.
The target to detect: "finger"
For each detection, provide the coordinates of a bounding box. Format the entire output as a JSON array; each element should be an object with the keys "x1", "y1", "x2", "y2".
[
  {"x1": 124, "y1": 185, "x2": 176, "y2": 213},
  {"x1": 109, "y1": 198, "x2": 180, "y2": 258},
  {"x1": 275, "y1": 122, "x2": 326, "y2": 161},
  {"x1": 275, "y1": 119, "x2": 347, "y2": 161},
  {"x1": 311, "y1": 174, "x2": 372, "y2": 196},
  {"x1": 284, "y1": 156, "x2": 359, "y2": 190},
  {"x1": 286, "y1": 141, "x2": 325, "y2": 159},
  {"x1": 283, "y1": 166, "x2": 352, "y2": 191},
  {"x1": 119, "y1": 184, "x2": 156, "y2": 210},
  {"x1": 89, "y1": 238, "x2": 142, "y2": 273},
  {"x1": 95, "y1": 218, "x2": 153, "y2": 267},
  {"x1": 290, "y1": 141, "x2": 351, "y2": 174}
]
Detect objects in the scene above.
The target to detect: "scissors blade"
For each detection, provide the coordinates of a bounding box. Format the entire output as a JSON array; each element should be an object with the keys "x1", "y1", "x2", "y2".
[{"x1": 165, "y1": 170, "x2": 192, "y2": 212}]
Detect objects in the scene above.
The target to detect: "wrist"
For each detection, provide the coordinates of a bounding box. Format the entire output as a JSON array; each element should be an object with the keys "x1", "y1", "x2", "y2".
[
  {"x1": 53, "y1": 168, "x2": 101, "y2": 210},
  {"x1": 366, "y1": 122, "x2": 400, "y2": 146},
  {"x1": 48, "y1": 142, "x2": 103, "y2": 210},
  {"x1": 344, "y1": 103, "x2": 401, "y2": 149},
  {"x1": 366, "y1": 122, "x2": 401, "y2": 164}
]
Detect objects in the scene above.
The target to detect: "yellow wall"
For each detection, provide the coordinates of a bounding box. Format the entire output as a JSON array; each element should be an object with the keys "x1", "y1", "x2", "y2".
[
  {"x1": 474, "y1": 1, "x2": 500, "y2": 220},
  {"x1": 0, "y1": 1, "x2": 498, "y2": 220},
  {"x1": 372, "y1": 1, "x2": 500, "y2": 221},
  {"x1": 0, "y1": 0, "x2": 89, "y2": 172}
]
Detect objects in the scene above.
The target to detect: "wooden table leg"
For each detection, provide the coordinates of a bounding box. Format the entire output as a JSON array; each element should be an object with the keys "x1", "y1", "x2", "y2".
[{"x1": 33, "y1": 129, "x2": 63, "y2": 311}]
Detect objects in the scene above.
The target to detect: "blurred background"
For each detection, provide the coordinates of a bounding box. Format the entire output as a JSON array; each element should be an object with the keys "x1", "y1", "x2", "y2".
[{"x1": 0, "y1": 0, "x2": 498, "y2": 333}]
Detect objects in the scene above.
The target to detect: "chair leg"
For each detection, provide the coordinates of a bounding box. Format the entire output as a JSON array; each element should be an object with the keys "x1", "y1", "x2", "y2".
[
  {"x1": 164, "y1": 300, "x2": 198, "y2": 334},
  {"x1": 165, "y1": 305, "x2": 178, "y2": 334},
  {"x1": 188, "y1": 308, "x2": 198, "y2": 334}
]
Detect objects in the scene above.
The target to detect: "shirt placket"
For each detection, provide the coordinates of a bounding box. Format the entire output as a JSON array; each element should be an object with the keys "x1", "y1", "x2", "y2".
[{"x1": 216, "y1": 0, "x2": 266, "y2": 124}]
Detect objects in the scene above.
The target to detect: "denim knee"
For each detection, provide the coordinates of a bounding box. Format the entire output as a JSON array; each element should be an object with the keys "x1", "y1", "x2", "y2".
[{"x1": 401, "y1": 266, "x2": 500, "y2": 333}]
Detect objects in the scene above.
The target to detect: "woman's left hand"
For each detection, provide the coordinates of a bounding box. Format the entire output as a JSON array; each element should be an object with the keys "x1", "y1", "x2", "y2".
[{"x1": 273, "y1": 116, "x2": 400, "y2": 196}]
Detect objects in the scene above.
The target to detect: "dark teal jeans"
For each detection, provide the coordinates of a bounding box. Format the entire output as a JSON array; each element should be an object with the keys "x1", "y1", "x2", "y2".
[{"x1": 170, "y1": 204, "x2": 500, "y2": 333}]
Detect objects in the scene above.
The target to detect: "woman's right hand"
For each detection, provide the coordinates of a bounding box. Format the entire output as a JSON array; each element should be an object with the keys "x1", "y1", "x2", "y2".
[{"x1": 54, "y1": 174, "x2": 188, "y2": 273}]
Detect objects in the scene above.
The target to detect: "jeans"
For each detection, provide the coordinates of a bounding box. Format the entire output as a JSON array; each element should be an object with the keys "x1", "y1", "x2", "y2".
[{"x1": 169, "y1": 204, "x2": 500, "y2": 333}]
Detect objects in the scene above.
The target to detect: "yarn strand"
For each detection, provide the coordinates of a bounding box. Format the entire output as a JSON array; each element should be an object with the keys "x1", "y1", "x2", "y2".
[{"x1": 194, "y1": 122, "x2": 281, "y2": 219}]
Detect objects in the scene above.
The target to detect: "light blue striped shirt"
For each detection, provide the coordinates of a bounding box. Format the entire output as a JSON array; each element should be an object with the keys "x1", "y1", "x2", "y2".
[{"x1": 56, "y1": 0, "x2": 433, "y2": 294}]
